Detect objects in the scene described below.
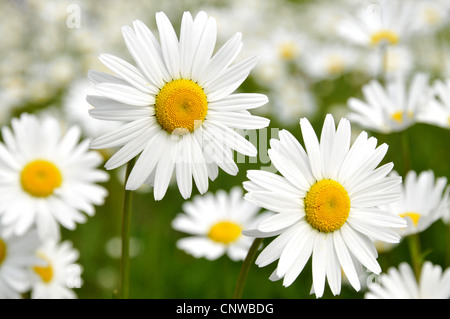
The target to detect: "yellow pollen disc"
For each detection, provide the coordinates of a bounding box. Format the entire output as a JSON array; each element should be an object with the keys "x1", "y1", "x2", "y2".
[
  {"x1": 155, "y1": 79, "x2": 208, "y2": 134},
  {"x1": 0, "y1": 239, "x2": 7, "y2": 266},
  {"x1": 391, "y1": 111, "x2": 413, "y2": 124},
  {"x1": 278, "y1": 42, "x2": 298, "y2": 61},
  {"x1": 33, "y1": 255, "x2": 54, "y2": 283},
  {"x1": 326, "y1": 55, "x2": 345, "y2": 74},
  {"x1": 424, "y1": 8, "x2": 439, "y2": 25},
  {"x1": 304, "y1": 179, "x2": 351, "y2": 233},
  {"x1": 21, "y1": 160, "x2": 62, "y2": 197},
  {"x1": 207, "y1": 221, "x2": 242, "y2": 244},
  {"x1": 400, "y1": 212, "x2": 420, "y2": 226},
  {"x1": 370, "y1": 30, "x2": 399, "y2": 46}
]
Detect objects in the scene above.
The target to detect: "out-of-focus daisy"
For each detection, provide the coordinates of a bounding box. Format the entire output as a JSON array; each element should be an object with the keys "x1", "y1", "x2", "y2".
[
  {"x1": 243, "y1": 114, "x2": 405, "y2": 298},
  {"x1": 382, "y1": 170, "x2": 449, "y2": 237},
  {"x1": 0, "y1": 225, "x2": 41, "y2": 298},
  {"x1": 172, "y1": 186, "x2": 270, "y2": 261},
  {"x1": 347, "y1": 73, "x2": 430, "y2": 133},
  {"x1": 337, "y1": 0, "x2": 414, "y2": 48},
  {"x1": 365, "y1": 261, "x2": 450, "y2": 299},
  {"x1": 63, "y1": 79, "x2": 123, "y2": 141},
  {"x1": 302, "y1": 43, "x2": 358, "y2": 81},
  {"x1": 417, "y1": 79, "x2": 450, "y2": 129},
  {"x1": 0, "y1": 113, "x2": 109, "y2": 240},
  {"x1": 364, "y1": 45, "x2": 414, "y2": 78},
  {"x1": 87, "y1": 11, "x2": 269, "y2": 200},
  {"x1": 30, "y1": 240, "x2": 82, "y2": 299},
  {"x1": 412, "y1": 0, "x2": 450, "y2": 35},
  {"x1": 270, "y1": 77, "x2": 317, "y2": 126}
]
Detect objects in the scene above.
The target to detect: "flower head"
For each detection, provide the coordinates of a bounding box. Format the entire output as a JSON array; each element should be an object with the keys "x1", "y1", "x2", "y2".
[
  {"x1": 0, "y1": 225, "x2": 41, "y2": 298},
  {"x1": 0, "y1": 113, "x2": 109, "y2": 240},
  {"x1": 30, "y1": 240, "x2": 82, "y2": 299},
  {"x1": 243, "y1": 114, "x2": 406, "y2": 297},
  {"x1": 382, "y1": 170, "x2": 449, "y2": 237},
  {"x1": 172, "y1": 186, "x2": 270, "y2": 261},
  {"x1": 347, "y1": 73, "x2": 430, "y2": 133},
  {"x1": 87, "y1": 11, "x2": 269, "y2": 200},
  {"x1": 337, "y1": 0, "x2": 414, "y2": 48},
  {"x1": 417, "y1": 79, "x2": 450, "y2": 129},
  {"x1": 365, "y1": 261, "x2": 450, "y2": 299}
]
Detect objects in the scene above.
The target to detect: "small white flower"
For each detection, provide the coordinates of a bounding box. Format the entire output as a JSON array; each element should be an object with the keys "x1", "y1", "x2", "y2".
[
  {"x1": 365, "y1": 261, "x2": 450, "y2": 299},
  {"x1": 417, "y1": 79, "x2": 450, "y2": 129},
  {"x1": 382, "y1": 170, "x2": 449, "y2": 237},
  {"x1": 337, "y1": 0, "x2": 415, "y2": 48},
  {"x1": 0, "y1": 113, "x2": 109, "y2": 240},
  {"x1": 347, "y1": 73, "x2": 430, "y2": 133},
  {"x1": 0, "y1": 225, "x2": 41, "y2": 299},
  {"x1": 30, "y1": 240, "x2": 82, "y2": 299},
  {"x1": 172, "y1": 186, "x2": 270, "y2": 261}
]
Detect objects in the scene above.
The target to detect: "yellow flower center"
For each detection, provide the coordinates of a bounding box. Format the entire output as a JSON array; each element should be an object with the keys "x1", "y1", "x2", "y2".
[
  {"x1": 400, "y1": 212, "x2": 420, "y2": 226},
  {"x1": 391, "y1": 111, "x2": 413, "y2": 124},
  {"x1": 423, "y1": 8, "x2": 439, "y2": 25},
  {"x1": 208, "y1": 221, "x2": 242, "y2": 244},
  {"x1": 326, "y1": 55, "x2": 345, "y2": 74},
  {"x1": 155, "y1": 79, "x2": 208, "y2": 134},
  {"x1": 20, "y1": 160, "x2": 62, "y2": 197},
  {"x1": 0, "y1": 239, "x2": 7, "y2": 266},
  {"x1": 370, "y1": 30, "x2": 399, "y2": 46},
  {"x1": 304, "y1": 179, "x2": 351, "y2": 233},
  {"x1": 33, "y1": 254, "x2": 53, "y2": 283},
  {"x1": 278, "y1": 42, "x2": 298, "y2": 61}
]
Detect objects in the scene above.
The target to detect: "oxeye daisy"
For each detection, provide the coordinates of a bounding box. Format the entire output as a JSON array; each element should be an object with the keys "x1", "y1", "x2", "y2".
[
  {"x1": 417, "y1": 79, "x2": 450, "y2": 129},
  {"x1": 0, "y1": 225, "x2": 41, "y2": 298},
  {"x1": 337, "y1": 0, "x2": 414, "y2": 48},
  {"x1": 365, "y1": 261, "x2": 450, "y2": 299},
  {"x1": 347, "y1": 73, "x2": 430, "y2": 133},
  {"x1": 30, "y1": 240, "x2": 82, "y2": 299},
  {"x1": 243, "y1": 114, "x2": 406, "y2": 298},
  {"x1": 0, "y1": 113, "x2": 109, "y2": 240},
  {"x1": 382, "y1": 170, "x2": 449, "y2": 237},
  {"x1": 172, "y1": 186, "x2": 271, "y2": 261},
  {"x1": 87, "y1": 11, "x2": 269, "y2": 200}
]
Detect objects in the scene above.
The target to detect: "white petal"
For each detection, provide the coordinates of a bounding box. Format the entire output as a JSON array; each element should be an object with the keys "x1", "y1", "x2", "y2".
[
  {"x1": 95, "y1": 83, "x2": 154, "y2": 106},
  {"x1": 156, "y1": 12, "x2": 180, "y2": 79}
]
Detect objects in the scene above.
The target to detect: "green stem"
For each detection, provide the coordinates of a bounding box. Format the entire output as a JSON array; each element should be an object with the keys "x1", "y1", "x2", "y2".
[
  {"x1": 119, "y1": 158, "x2": 135, "y2": 299},
  {"x1": 233, "y1": 238, "x2": 263, "y2": 299},
  {"x1": 379, "y1": 43, "x2": 389, "y2": 82},
  {"x1": 446, "y1": 221, "x2": 450, "y2": 268},
  {"x1": 400, "y1": 130, "x2": 411, "y2": 175},
  {"x1": 407, "y1": 233, "x2": 422, "y2": 280}
]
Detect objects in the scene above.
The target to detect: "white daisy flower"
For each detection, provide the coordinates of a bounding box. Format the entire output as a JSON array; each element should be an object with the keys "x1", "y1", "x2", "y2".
[
  {"x1": 382, "y1": 170, "x2": 449, "y2": 237},
  {"x1": 172, "y1": 186, "x2": 271, "y2": 261},
  {"x1": 347, "y1": 73, "x2": 430, "y2": 133},
  {"x1": 0, "y1": 225, "x2": 41, "y2": 299},
  {"x1": 243, "y1": 114, "x2": 406, "y2": 298},
  {"x1": 365, "y1": 261, "x2": 450, "y2": 299},
  {"x1": 337, "y1": 0, "x2": 414, "y2": 48},
  {"x1": 0, "y1": 113, "x2": 109, "y2": 240},
  {"x1": 87, "y1": 11, "x2": 269, "y2": 200},
  {"x1": 417, "y1": 79, "x2": 450, "y2": 129},
  {"x1": 302, "y1": 43, "x2": 358, "y2": 81},
  {"x1": 364, "y1": 45, "x2": 414, "y2": 78},
  {"x1": 30, "y1": 240, "x2": 82, "y2": 299}
]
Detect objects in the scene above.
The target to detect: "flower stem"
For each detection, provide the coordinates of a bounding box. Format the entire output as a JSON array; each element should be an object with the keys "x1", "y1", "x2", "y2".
[
  {"x1": 233, "y1": 238, "x2": 263, "y2": 299},
  {"x1": 407, "y1": 233, "x2": 422, "y2": 280},
  {"x1": 119, "y1": 158, "x2": 135, "y2": 299},
  {"x1": 400, "y1": 130, "x2": 411, "y2": 175},
  {"x1": 446, "y1": 222, "x2": 450, "y2": 268}
]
